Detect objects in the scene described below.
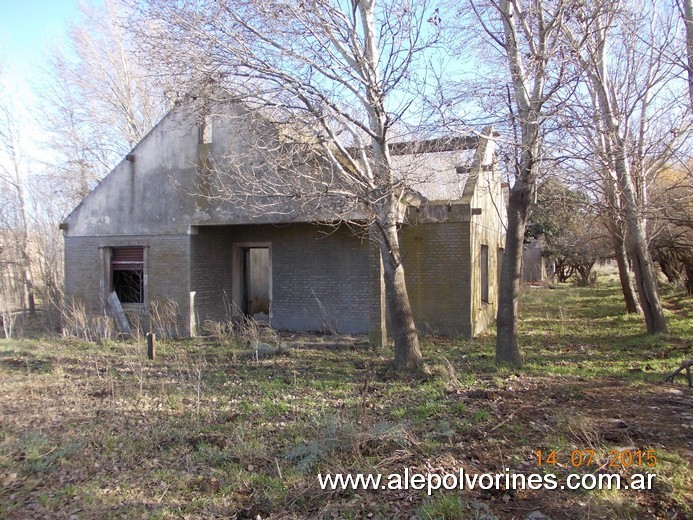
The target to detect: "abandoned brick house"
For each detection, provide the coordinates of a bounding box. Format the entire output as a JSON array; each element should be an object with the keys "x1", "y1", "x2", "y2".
[{"x1": 62, "y1": 97, "x2": 507, "y2": 342}]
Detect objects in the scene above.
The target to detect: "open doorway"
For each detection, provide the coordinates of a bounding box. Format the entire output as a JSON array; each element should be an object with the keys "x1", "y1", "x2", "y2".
[{"x1": 233, "y1": 244, "x2": 271, "y2": 321}]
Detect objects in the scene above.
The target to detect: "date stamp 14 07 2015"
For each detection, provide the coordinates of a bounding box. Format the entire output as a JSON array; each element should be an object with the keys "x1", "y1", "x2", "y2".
[{"x1": 535, "y1": 448, "x2": 657, "y2": 468}]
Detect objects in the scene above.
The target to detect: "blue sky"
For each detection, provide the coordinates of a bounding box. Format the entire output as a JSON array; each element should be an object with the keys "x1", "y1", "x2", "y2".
[
  {"x1": 0, "y1": 0, "x2": 79, "y2": 81},
  {"x1": 1, "y1": 1, "x2": 83, "y2": 164}
]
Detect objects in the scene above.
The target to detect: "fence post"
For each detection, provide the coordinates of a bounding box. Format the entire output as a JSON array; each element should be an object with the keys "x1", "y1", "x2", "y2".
[{"x1": 146, "y1": 332, "x2": 156, "y2": 360}]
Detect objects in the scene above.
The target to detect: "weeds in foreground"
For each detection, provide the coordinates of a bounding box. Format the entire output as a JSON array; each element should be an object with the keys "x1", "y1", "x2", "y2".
[
  {"x1": 60, "y1": 297, "x2": 115, "y2": 342},
  {"x1": 0, "y1": 273, "x2": 691, "y2": 519}
]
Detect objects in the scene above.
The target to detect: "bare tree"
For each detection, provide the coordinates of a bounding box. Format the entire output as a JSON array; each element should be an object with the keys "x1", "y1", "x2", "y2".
[
  {"x1": 131, "y1": 0, "x2": 456, "y2": 370},
  {"x1": 602, "y1": 178, "x2": 642, "y2": 313},
  {"x1": 556, "y1": 98, "x2": 643, "y2": 313},
  {"x1": 0, "y1": 66, "x2": 36, "y2": 317},
  {"x1": 649, "y1": 166, "x2": 693, "y2": 295},
  {"x1": 40, "y1": 0, "x2": 174, "y2": 195},
  {"x1": 678, "y1": 0, "x2": 693, "y2": 107},
  {"x1": 563, "y1": 0, "x2": 689, "y2": 333},
  {"x1": 0, "y1": 0, "x2": 177, "y2": 335},
  {"x1": 457, "y1": 0, "x2": 576, "y2": 365}
]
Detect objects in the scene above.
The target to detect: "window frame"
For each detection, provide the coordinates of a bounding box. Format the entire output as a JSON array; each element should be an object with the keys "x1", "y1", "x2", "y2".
[
  {"x1": 480, "y1": 244, "x2": 489, "y2": 304},
  {"x1": 101, "y1": 245, "x2": 148, "y2": 308}
]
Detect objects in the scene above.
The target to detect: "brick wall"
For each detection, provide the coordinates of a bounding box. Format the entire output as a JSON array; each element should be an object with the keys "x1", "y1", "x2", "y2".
[
  {"x1": 64, "y1": 236, "x2": 105, "y2": 316},
  {"x1": 190, "y1": 224, "x2": 370, "y2": 334},
  {"x1": 65, "y1": 222, "x2": 479, "y2": 339},
  {"x1": 64, "y1": 235, "x2": 191, "y2": 333},
  {"x1": 400, "y1": 222, "x2": 472, "y2": 336},
  {"x1": 146, "y1": 236, "x2": 192, "y2": 333},
  {"x1": 190, "y1": 229, "x2": 234, "y2": 326},
  {"x1": 466, "y1": 172, "x2": 506, "y2": 337}
]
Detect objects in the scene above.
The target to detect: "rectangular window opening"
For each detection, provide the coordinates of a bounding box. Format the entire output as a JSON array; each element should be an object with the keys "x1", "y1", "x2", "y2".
[
  {"x1": 199, "y1": 114, "x2": 213, "y2": 144},
  {"x1": 111, "y1": 247, "x2": 144, "y2": 304},
  {"x1": 480, "y1": 244, "x2": 489, "y2": 304}
]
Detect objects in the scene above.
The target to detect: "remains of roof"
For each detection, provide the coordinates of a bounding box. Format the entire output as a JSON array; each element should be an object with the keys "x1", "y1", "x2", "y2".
[{"x1": 389, "y1": 135, "x2": 480, "y2": 155}]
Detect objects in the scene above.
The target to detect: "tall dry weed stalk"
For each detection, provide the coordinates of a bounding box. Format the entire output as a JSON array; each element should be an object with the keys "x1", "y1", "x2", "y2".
[
  {"x1": 60, "y1": 297, "x2": 115, "y2": 342},
  {"x1": 149, "y1": 298, "x2": 181, "y2": 338}
]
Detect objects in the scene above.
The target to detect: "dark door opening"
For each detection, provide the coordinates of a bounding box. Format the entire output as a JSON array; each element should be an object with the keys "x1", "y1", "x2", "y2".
[{"x1": 240, "y1": 247, "x2": 270, "y2": 319}]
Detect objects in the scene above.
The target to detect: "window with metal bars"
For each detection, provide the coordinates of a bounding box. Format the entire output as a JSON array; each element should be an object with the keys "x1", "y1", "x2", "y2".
[{"x1": 111, "y1": 247, "x2": 144, "y2": 304}]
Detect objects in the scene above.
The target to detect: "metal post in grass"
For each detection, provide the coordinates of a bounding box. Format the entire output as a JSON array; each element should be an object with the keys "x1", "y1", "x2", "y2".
[{"x1": 147, "y1": 332, "x2": 156, "y2": 360}]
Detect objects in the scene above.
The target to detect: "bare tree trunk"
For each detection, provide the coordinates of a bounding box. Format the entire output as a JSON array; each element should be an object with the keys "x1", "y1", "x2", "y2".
[
  {"x1": 16, "y1": 180, "x2": 36, "y2": 317},
  {"x1": 603, "y1": 178, "x2": 641, "y2": 314},
  {"x1": 374, "y1": 189, "x2": 423, "y2": 370},
  {"x1": 612, "y1": 143, "x2": 667, "y2": 333},
  {"x1": 493, "y1": 0, "x2": 560, "y2": 367},
  {"x1": 361, "y1": 0, "x2": 421, "y2": 371},
  {"x1": 685, "y1": 259, "x2": 693, "y2": 296},
  {"x1": 681, "y1": 0, "x2": 693, "y2": 108},
  {"x1": 610, "y1": 227, "x2": 641, "y2": 313},
  {"x1": 379, "y1": 223, "x2": 422, "y2": 370},
  {"x1": 496, "y1": 179, "x2": 530, "y2": 366},
  {"x1": 21, "y1": 252, "x2": 36, "y2": 316}
]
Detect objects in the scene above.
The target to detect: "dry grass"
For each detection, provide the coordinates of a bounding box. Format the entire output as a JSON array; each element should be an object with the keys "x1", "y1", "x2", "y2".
[{"x1": 0, "y1": 273, "x2": 691, "y2": 519}]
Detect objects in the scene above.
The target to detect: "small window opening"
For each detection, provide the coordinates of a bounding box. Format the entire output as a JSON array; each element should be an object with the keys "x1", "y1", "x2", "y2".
[
  {"x1": 480, "y1": 244, "x2": 489, "y2": 303},
  {"x1": 111, "y1": 247, "x2": 144, "y2": 304},
  {"x1": 199, "y1": 114, "x2": 213, "y2": 144}
]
